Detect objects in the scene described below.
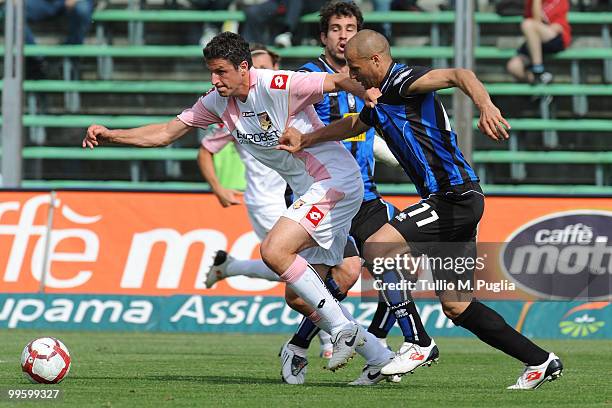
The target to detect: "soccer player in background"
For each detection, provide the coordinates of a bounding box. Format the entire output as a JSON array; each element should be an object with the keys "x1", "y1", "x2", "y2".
[
  {"x1": 278, "y1": 29, "x2": 564, "y2": 390},
  {"x1": 82, "y1": 31, "x2": 394, "y2": 374}
]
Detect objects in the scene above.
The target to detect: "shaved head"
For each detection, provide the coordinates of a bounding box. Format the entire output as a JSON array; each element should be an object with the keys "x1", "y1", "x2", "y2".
[
  {"x1": 345, "y1": 29, "x2": 390, "y2": 60},
  {"x1": 345, "y1": 29, "x2": 393, "y2": 89}
]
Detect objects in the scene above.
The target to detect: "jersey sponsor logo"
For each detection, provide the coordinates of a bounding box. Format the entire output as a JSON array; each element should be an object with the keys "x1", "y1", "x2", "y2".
[
  {"x1": 242, "y1": 111, "x2": 255, "y2": 117},
  {"x1": 305, "y1": 206, "x2": 324, "y2": 227},
  {"x1": 235, "y1": 129, "x2": 280, "y2": 146},
  {"x1": 342, "y1": 113, "x2": 366, "y2": 142},
  {"x1": 270, "y1": 74, "x2": 288, "y2": 90},
  {"x1": 257, "y1": 112, "x2": 272, "y2": 131}
]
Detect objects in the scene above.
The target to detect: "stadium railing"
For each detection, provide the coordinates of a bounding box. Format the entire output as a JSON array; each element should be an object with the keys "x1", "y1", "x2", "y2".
[
  {"x1": 0, "y1": 115, "x2": 608, "y2": 186},
  {"x1": 2, "y1": 11, "x2": 609, "y2": 192}
]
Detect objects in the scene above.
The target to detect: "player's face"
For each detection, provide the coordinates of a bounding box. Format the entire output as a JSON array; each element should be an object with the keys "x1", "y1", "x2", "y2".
[
  {"x1": 252, "y1": 53, "x2": 277, "y2": 70},
  {"x1": 207, "y1": 58, "x2": 248, "y2": 97},
  {"x1": 321, "y1": 15, "x2": 358, "y2": 64},
  {"x1": 346, "y1": 51, "x2": 377, "y2": 89}
]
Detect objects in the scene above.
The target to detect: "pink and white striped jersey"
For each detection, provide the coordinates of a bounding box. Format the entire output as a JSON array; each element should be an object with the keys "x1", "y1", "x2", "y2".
[{"x1": 178, "y1": 68, "x2": 360, "y2": 199}]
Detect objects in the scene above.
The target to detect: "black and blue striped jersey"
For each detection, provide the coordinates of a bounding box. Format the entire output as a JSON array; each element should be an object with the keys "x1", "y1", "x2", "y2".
[
  {"x1": 300, "y1": 56, "x2": 380, "y2": 202},
  {"x1": 359, "y1": 62, "x2": 479, "y2": 198}
]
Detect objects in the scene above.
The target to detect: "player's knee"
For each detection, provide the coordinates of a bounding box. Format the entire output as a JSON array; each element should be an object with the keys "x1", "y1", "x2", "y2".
[
  {"x1": 260, "y1": 236, "x2": 281, "y2": 271},
  {"x1": 363, "y1": 234, "x2": 385, "y2": 263},
  {"x1": 441, "y1": 301, "x2": 469, "y2": 320}
]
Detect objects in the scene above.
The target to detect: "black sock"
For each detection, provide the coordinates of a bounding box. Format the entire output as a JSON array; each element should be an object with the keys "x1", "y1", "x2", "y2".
[
  {"x1": 368, "y1": 302, "x2": 396, "y2": 338},
  {"x1": 453, "y1": 301, "x2": 549, "y2": 366},
  {"x1": 289, "y1": 317, "x2": 320, "y2": 349},
  {"x1": 399, "y1": 301, "x2": 432, "y2": 347}
]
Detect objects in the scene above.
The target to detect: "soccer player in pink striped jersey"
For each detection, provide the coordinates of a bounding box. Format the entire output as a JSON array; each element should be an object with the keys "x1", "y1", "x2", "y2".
[{"x1": 82, "y1": 32, "x2": 392, "y2": 372}]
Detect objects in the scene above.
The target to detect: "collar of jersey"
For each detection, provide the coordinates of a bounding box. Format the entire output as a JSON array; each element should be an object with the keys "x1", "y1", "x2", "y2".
[{"x1": 380, "y1": 62, "x2": 398, "y2": 93}]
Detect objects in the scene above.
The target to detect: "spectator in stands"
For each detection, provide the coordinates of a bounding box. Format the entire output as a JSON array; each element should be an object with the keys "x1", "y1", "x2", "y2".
[
  {"x1": 186, "y1": 0, "x2": 235, "y2": 46},
  {"x1": 24, "y1": 0, "x2": 95, "y2": 78},
  {"x1": 241, "y1": 0, "x2": 327, "y2": 47},
  {"x1": 506, "y1": 0, "x2": 572, "y2": 84}
]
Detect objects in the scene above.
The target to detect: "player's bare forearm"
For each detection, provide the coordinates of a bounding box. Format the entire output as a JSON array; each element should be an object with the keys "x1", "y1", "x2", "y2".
[
  {"x1": 278, "y1": 115, "x2": 368, "y2": 153},
  {"x1": 452, "y1": 69, "x2": 493, "y2": 111},
  {"x1": 83, "y1": 118, "x2": 191, "y2": 149},
  {"x1": 407, "y1": 69, "x2": 510, "y2": 141},
  {"x1": 406, "y1": 69, "x2": 489, "y2": 108},
  {"x1": 316, "y1": 115, "x2": 366, "y2": 143},
  {"x1": 197, "y1": 147, "x2": 222, "y2": 193},
  {"x1": 106, "y1": 120, "x2": 186, "y2": 147},
  {"x1": 324, "y1": 73, "x2": 363, "y2": 95}
]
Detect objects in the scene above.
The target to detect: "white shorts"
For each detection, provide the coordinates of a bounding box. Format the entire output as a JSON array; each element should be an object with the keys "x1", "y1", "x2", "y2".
[
  {"x1": 247, "y1": 203, "x2": 286, "y2": 241},
  {"x1": 283, "y1": 176, "x2": 363, "y2": 266}
]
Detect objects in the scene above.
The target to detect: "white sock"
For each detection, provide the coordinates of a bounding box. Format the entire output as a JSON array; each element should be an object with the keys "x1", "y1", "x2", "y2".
[
  {"x1": 319, "y1": 330, "x2": 332, "y2": 347},
  {"x1": 280, "y1": 255, "x2": 352, "y2": 337},
  {"x1": 226, "y1": 259, "x2": 280, "y2": 281},
  {"x1": 338, "y1": 303, "x2": 394, "y2": 365},
  {"x1": 378, "y1": 337, "x2": 388, "y2": 348}
]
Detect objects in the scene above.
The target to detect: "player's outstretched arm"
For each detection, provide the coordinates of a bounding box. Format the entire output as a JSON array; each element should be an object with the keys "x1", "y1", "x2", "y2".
[
  {"x1": 82, "y1": 118, "x2": 192, "y2": 149},
  {"x1": 323, "y1": 73, "x2": 381, "y2": 108},
  {"x1": 405, "y1": 68, "x2": 511, "y2": 141},
  {"x1": 278, "y1": 114, "x2": 369, "y2": 153},
  {"x1": 197, "y1": 146, "x2": 242, "y2": 208}
]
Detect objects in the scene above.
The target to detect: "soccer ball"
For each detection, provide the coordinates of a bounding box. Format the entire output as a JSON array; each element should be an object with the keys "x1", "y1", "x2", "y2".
[{"x1": 20, "y1": 337, "x2": 71, "y2": 384}]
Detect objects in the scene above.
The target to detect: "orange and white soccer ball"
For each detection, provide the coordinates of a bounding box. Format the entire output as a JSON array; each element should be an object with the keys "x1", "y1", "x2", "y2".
[{"x1": 20, "y1": 337, "x2": 71, "y2": 384}]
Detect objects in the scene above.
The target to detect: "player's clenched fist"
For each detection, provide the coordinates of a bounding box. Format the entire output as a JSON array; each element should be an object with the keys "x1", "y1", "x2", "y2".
[
  {"x1": 82, "y1": 124, "x2": 109, "y2": 149},
  {"x1": 277, "y1": 127, "x2": 307, "y2": 153}
]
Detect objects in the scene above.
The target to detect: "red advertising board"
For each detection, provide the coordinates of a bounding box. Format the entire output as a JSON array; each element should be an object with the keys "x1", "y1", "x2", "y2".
[{"x1": 1, "y1": 191, "x2": 610, "y2": 299}]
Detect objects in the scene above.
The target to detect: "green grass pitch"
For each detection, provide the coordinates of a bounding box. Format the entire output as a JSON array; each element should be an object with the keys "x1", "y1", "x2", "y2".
[{"x1": 0, "y1": 330, "x2": 610, "y2": 407}]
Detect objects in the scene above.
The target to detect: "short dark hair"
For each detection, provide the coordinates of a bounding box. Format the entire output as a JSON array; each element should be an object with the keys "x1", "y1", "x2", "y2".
[
  {"x1": 319, "y1": 1, "x2": 364, "y2": 34},
  {"x1": 203, "y1": 31, "x2": 252, "y2": 69},
  {"x1": 249, "y1": 43, "x2": 281, "y2": 67}
]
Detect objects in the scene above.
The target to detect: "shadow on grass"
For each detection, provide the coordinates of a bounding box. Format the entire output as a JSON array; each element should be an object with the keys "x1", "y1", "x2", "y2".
[{"x1": 73, "y1": 374, "x2": 361, "y2": 388}]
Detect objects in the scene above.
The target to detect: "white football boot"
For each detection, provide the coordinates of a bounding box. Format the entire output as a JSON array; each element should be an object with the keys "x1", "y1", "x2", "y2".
[
  {"x1": 349, "y1": 357, "x2": 401, "y2": 386},
  {"x1": 205, "y1": 250, "x2": 233, "y2": 288},
  {"x1": 328, "y1": 324, "x2": 367, "y2": 372},
  {"x1": 381, "y1": 339, "x2": 439, "y2": 376},
  {"x1": 279, "y1": 342, "x2": 308, "y2": 385},
  {"x1": 507, "y1": 353, "x2": 563, "y2": 390}
]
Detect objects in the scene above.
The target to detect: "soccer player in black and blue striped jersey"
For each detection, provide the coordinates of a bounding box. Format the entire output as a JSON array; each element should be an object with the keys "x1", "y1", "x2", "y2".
[
  {"x1": 279, "y1": 1, "x2": 434, "y2": 386},
  {"x1": 279, "y1": 29, "x2": 563, "y2": 390}
]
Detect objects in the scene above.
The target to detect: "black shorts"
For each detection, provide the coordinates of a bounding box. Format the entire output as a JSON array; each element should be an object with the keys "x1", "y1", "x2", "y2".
[
  {"x1": 388, "y1": 183, "x2": 485, "y2": 294},
  {"x1": 517, "y1": 33, "x2": 565, "y2": 62},
  {"x1": 350, "y1": 198, "x2": 399, "y2": 254}
]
